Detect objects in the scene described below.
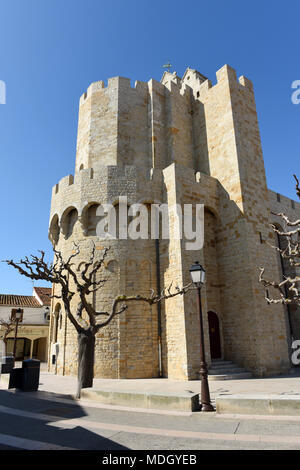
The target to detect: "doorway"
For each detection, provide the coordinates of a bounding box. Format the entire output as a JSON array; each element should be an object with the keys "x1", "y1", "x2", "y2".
[
  {"x1": 6, "y1": 338, "x2": 31, "y2": 360},
  {"x1": 208, "y1": 311, "x2": 221, "y2": 359}
]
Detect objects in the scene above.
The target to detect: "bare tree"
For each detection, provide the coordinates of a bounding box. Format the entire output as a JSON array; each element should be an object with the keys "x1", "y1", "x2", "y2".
[
  {"x1": 4, "y1": 245, "x2": 193, "y2": 398},
  {"x1": 259, "y1": 175, "x2": 300, "y2": 306},
  {"x1": 0, "y1": 318, "x2": 16, "y2": 345}
]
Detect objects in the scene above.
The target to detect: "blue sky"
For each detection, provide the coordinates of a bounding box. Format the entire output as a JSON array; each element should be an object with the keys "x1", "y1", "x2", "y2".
[{"x1": 0, "y1": 0, "x2": 299, "y2": 294}]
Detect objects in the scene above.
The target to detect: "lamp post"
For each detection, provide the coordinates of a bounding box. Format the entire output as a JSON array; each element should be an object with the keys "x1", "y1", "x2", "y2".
[
  {"x1": 12, "y1": 308, "x2": 23, "y2": 363},
  {"x1": 190, "y1": 261, "x2": 214, "y2": 412}
]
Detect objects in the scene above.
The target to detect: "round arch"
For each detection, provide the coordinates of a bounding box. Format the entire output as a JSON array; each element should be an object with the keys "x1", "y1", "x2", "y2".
[
  {"x1": 204, "y1": 205, "x2": 221, "y2": 222},
  {"x1": 60, "y1": 206, "x2": 79, "y2": 239}
]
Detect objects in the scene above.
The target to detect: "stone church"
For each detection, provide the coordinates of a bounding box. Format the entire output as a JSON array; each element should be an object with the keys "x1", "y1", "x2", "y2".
[{"x1": 48, "y1": 64, "x2": 300, "y2": 380}]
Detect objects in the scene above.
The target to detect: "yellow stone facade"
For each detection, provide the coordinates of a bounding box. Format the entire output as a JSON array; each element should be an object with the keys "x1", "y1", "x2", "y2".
[{"x1": 48, "y1": 65, "x2": 300, "y2": 380}]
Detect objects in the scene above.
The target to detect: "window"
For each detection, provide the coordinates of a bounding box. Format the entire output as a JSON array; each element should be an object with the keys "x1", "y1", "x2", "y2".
[
  {"x1": 53, "y1": 305, "x2": 61, "y2": 343},
  {"x1": 10, "y1": 308, "x2": 23, "y2": 322}
]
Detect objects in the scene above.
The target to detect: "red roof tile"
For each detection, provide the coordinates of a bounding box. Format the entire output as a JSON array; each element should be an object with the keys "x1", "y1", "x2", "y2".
[
  {"x1": 0, "y1": 295, "x2": 41, "y2": 308},
  {"x1": 33, "y1": 287, "x2": 52, "y2": 306}
]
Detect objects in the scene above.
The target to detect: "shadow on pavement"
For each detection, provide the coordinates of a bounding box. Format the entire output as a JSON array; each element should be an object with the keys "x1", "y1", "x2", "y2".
[{"x1": 0, "y1": 388, "x2": 129, "y2": 450}]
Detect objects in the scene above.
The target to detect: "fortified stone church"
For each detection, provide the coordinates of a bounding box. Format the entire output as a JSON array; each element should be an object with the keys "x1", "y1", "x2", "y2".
[{"x1": 48, "y1": 64, "x2": 300, "y2": 380}]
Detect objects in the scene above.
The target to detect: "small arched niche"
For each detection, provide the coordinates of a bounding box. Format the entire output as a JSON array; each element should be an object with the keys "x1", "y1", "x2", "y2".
[
  {"x1": 106, "y1": 260, "x2": 120, "y2": 274},
  {"x1": 49, "y1": 214, "x2": 60, "y2": 245},
  {"x1": 86, "y1": 203, "x2": 101, "y2": 236},
  {"x1": 61, "y1": 207, "x2": 78, "y2": 239}
]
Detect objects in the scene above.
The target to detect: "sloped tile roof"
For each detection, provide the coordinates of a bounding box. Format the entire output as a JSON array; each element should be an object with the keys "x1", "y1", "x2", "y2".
[
  {"x1": 33, "y1": 287, "x2": 52, "y2": 306},
  {"x1": 0, "y1": 295, "x2": 41, "y2": 308}
]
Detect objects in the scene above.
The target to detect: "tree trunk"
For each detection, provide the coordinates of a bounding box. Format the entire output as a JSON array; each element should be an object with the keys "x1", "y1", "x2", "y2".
[{"x1": 76, "y1": 331, "x2": 95, "y2": 399}]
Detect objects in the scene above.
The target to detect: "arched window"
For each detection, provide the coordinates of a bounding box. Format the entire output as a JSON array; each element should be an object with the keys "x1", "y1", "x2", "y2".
[{"x1": 53, "y1": 304, "x2": 61, "y2": 343}]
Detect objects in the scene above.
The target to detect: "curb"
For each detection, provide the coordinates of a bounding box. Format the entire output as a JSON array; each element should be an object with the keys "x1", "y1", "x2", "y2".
[
  {"x1": 216, "y1": 394, "x2": 300, "y2": 415},
  {"x1": 81, "y1": 389, "x2": 201, "y2": 412}
]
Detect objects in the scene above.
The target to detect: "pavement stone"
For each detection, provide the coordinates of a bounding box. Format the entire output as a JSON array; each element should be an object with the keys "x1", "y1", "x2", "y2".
[{"x1": 2, "y1": 367, "x2": 300, "y2": 415}]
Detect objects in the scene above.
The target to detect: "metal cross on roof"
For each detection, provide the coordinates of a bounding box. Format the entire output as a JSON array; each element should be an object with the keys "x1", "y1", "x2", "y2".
[{"x1": 163, "y1": 61, "x2": 173, "y2": 73}]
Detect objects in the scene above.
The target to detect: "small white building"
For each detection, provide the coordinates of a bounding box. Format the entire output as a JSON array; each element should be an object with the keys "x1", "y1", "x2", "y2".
[{"x1": 0, "y1": 287, "x2": 51, "y2": 361}]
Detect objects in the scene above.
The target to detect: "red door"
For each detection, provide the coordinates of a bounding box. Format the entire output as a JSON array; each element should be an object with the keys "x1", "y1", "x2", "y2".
[{"x1": 208, "y1": 311, "x2": 221, "y2": 359}]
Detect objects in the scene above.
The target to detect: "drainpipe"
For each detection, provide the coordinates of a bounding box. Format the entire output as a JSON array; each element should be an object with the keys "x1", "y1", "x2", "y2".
[{"x1": 155, "y1": 239, "x2": 163, "y2": 377}]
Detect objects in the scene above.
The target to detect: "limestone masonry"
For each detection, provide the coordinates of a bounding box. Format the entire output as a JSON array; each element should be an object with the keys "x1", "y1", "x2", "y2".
[{"x1": 48, "y1": 65, "x2": 300, "y2": 380}]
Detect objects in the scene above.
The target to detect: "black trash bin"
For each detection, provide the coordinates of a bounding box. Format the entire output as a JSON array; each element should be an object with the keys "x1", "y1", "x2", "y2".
[
  {"x1": 1, "y1": 356, "x2": 15, "y2": 374},
  {"x1": 9, "y1": 367, "x2": 23, "y2": 389},
  {"x1": 21, "y1": 359, "x2": 40, "y2": 391}
]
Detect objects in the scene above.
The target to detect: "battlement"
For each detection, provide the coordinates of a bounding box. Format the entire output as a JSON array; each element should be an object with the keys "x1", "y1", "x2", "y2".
[
  {"x1": 52, "y1": 165, "x2": 138, "y2": 198},
  {"x1": 49, "y1": 161, "x2": 223, "y2": 233},
  {"x1": 49, "y1": 164, "x2": 142, "y2": 240},
  {"x1": 195, "y1": 65, "x2": 253, "y2": 101},
  {"x1": 79, "y1": 76, "x2": 150, "y2": 105},
  {"x1": 79, "y1": 72, "x2": 195, "y2": 106},
  {"x1": 268, "y1": 189, "x2": 300, "y2": 221},
  {"x1": 159, "y1": 65, "x2": 253, "y2": 100},
  {"x1": 79, "y1": 64, "x2": 254, "y2": 107}
]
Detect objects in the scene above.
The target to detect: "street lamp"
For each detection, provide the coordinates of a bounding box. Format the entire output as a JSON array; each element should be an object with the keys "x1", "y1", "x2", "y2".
[
  {"x1": 12, "y1": 308, "x2": 23, "y2": 363},
  {"x1": 190, "y1": 261, "x2": 214, "y2": 412}
]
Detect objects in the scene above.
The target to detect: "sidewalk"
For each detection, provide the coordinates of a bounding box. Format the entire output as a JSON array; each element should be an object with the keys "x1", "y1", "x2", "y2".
[
  {"x1": 11, "y1": 367, "x2": 300, "y2": 413},
  {"x1": 2, "y1": 366, "x2": 300, "y2": 414}
]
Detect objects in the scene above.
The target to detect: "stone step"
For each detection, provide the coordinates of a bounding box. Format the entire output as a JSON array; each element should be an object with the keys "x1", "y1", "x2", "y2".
[
  {"x1": 209, "y1": 362, "x2": 238, "y2": 370},
  {"x1": 208, "y1": 359, "x2": 252, "y2": 381},
  {"x1": 210, "y1": 360, "x2": 235, "y2": 367},
  {"x1": 209, "y1": 367, "x2": 247, "y2": 375},
  {"x1": 208, "y1": 372, "x2": 253, "y2": 381},
  {"x1": 211, "y1": 359, "x2": 233, "y2": 363}
]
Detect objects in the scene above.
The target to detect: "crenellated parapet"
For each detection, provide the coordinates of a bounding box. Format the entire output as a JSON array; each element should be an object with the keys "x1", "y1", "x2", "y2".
[
  {"x1": 268, "y1": 189, "x2": 300, "y2": 229},
  {"x1": 49, "y1": 159, "x2": 224, "y2": 247},
  {"x1": 161, "y1": 65, "x2": 253, "y2": 100},
  {"x1": 77, "y1": 64, "x2": 254, "y2": 113},
  {"x1": 78, "y1": 76, "x2": 149, "y2": 107},
  {"x1": 50, "y1": 165, "x2": 137, "y2": 228}
]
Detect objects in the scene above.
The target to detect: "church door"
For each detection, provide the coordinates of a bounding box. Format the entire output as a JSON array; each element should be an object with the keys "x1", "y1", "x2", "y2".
[{"x1": 208, "y1": 311, "x2": 221, "y2": 359}]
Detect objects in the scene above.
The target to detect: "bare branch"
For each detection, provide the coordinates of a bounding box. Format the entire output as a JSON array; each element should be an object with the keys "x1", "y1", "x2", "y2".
[
  {"x1": 259, "y1": 176, "x2": 300, "y2": 307},
  {"x1": 0, "y1": 318, "x2": 17, "y2": 343},
  {"x1": 295, "y1": 174, "x2": 300, "y2": 200},
  {"x1": 95, "y1": 282, "x2": 194, "y2": 331}
]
